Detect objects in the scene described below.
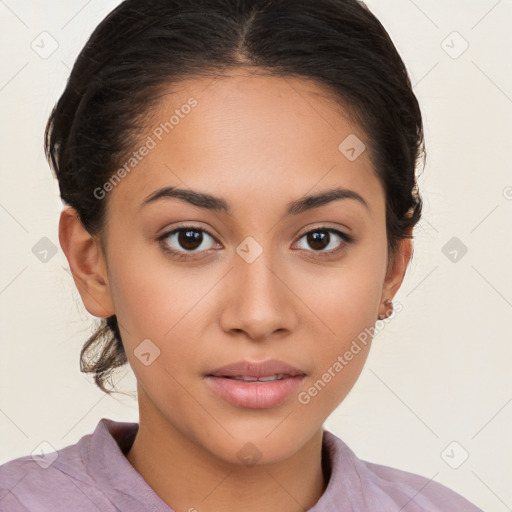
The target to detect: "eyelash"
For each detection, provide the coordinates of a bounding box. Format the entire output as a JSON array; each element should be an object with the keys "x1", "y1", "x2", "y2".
[{"x1": 157, "y1": 225, "x2": 354, "y2": 261}]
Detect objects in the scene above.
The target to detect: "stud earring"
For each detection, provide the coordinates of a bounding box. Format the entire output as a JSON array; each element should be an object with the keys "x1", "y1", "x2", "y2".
[{"x1": 378, "y1": 299, "x2": 393, "y2": 320}]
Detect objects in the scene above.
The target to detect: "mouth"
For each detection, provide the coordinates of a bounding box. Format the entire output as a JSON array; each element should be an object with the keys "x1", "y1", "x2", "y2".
[
  {"x1": 206, "y1": 358, "x2": 307, "y2": 379},
  {"x1": 205, "y1": 359, "x2": 307, "y2": 409},
  {"x1": 213, "y1": 374, "x2": 296, "y2": 382}
]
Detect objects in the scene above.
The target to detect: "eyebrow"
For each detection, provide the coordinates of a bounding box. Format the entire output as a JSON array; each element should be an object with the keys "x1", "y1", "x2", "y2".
[{"x1": 139, "y1": 185, "x2": 369, "y2": 215}]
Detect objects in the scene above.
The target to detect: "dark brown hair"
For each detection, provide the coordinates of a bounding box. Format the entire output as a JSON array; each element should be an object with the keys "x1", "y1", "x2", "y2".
[{"x1": 45, "y1": 0, "x2": 425, "y2": 394}]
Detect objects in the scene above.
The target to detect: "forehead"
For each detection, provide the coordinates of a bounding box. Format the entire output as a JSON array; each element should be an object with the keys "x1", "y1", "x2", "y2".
[{"x1": 107, "y1": 70, "x2": 384, "y2": 218}]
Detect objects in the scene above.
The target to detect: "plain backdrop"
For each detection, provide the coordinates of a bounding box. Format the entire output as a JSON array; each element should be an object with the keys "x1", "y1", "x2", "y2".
[{"x1": 0, "y1": 1, "x2": 511, "y2": 510}]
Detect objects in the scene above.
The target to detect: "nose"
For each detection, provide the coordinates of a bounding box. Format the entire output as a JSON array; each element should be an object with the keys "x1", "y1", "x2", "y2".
[{"x1": 219, "y1": 247, "x2": 298, "y2": 342}]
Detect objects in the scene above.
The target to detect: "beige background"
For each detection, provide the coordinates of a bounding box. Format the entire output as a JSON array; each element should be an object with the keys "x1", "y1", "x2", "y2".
[{"x1": 0, "y1": 1, "x2": 511, "y2": 510}]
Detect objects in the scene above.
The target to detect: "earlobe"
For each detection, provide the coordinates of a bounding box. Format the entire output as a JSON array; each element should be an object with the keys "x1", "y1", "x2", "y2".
[{"x1": 58, "y1": 207, "x2": 115, "y2": 319}]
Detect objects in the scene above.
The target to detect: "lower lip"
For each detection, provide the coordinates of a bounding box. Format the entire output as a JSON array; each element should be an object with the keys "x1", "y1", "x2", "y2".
[{"x1": 205, "y1": 375, "x2": 305, "y2": 409}]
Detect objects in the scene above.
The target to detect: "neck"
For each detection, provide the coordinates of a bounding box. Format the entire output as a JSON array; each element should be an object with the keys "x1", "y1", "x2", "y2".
[{"x1": 125, "y1": 401, "x2": 327, "y2": 512}]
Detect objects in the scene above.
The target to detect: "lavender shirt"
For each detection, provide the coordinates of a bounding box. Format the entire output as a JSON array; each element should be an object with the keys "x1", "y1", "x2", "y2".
[{"x1": 0, "y1": 418, "x2": 483, "y2": 511}]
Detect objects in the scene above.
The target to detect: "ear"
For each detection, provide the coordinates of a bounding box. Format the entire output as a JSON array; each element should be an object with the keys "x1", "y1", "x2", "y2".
[
  {"x1": 380, "y1": 230, "x2": 414, "y2": 305},
  {"x1": 59, "y1": 206, "x2": 115, "y2": 318}
]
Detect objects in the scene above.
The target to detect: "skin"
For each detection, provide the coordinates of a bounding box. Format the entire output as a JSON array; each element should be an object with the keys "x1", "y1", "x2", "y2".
[{"x1": 59, "y1": 70, "x2": 412, "y2": 512}]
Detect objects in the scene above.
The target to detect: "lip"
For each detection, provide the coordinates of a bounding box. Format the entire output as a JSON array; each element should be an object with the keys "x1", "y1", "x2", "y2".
[
  {"x1": 207, "y1": 359, "x2": 307, "y2": 379},
  {"x1": 205, "y1": 359, "x2": 307, "y2": 409}
]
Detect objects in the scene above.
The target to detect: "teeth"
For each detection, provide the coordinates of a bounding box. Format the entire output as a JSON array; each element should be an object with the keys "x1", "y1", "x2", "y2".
[
  {"x1": 229, "y1": 374, "x2": 288, "y2": 382},
  {"x1": 258, "y1": 374, "x2": 286, "y2": 381}
]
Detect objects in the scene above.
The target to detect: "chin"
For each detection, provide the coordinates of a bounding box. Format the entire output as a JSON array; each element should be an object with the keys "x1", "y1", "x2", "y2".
[{"x1": 199, "y1": 420, "x2": 318, "y2": 467}]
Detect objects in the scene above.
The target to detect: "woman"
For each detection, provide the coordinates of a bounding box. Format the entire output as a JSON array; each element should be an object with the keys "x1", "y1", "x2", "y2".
[{"x1": 0, "y1": 0, "x2": 484, "y2": 510}]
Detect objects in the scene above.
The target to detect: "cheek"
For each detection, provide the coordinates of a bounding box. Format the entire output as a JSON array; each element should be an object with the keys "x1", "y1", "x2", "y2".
[
  {"x1": 296, "y1": 241, "x2": 386, "y2": 405},
  {"x1": 106, "y1": 248, "x2": 205, "y2": 401},
  {"x1": 106, "y1": 236, "x2": 199, "y2": 337},
  {"x1": 105, "y1": 241, "x2": 221, "y2": 385},
  {"x1": 298, "y1": 305, "x2": 375, "y2": 420},
  {"x1": 304, "y1": 244, "x2": 386, "y2": 331}
]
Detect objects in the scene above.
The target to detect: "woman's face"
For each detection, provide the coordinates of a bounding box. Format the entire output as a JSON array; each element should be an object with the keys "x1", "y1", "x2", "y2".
[{"x1": 70, "y1": 71, "x2": 410, "y2": 465}]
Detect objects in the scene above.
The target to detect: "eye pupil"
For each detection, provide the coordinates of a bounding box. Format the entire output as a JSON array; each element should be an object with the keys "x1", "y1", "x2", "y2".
[
  {"x1": 179, "y1": 229, "x2": 203, "y2": 250},
  {"x1": 308, "y1": 230, "x2": 329, "y2": 250}
]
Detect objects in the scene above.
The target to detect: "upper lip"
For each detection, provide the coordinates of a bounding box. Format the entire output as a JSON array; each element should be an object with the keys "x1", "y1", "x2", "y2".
[{"x1": 207, "y1": 359, "x2": 307, "y2": 378}]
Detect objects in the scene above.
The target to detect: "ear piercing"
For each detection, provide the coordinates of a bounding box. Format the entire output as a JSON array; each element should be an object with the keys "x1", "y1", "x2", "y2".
[{"x1": 378, "y1": 299, "x2": 393, "y2": 320}]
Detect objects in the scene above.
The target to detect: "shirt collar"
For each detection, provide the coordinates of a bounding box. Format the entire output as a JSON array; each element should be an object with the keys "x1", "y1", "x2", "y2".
[
  {"x1": 83, "y1": 417, "x2": 172, "y2": 510},
  {"x1": 83, "y1": 417, "x2": 361, "y2": 511}
]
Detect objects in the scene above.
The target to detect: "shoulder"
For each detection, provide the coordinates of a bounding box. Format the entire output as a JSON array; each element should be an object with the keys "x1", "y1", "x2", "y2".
[
  {"x1": 361, "y1": 459, "x2": 483, "y2": 511},
  {"x1": 0, "y1": 422, "x2": 117, "y2": 512},
  {"x1": 322, "y1": 430, "x2": 484, "y2": 512}
]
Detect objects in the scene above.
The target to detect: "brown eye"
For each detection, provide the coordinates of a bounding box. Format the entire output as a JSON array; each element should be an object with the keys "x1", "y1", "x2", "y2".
[
  {"x1": 306, "y1": 230, "x2": 330, "y2": 250},
  {"x1": 295, "y1": 227, "x2": 353, "y2": 255},
  {"x1": 177, "y1": 229, "x2": 203, "y2": 250},
  {"x1": 158, "y1": 226, "x2": 218, "y2": 258}
]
